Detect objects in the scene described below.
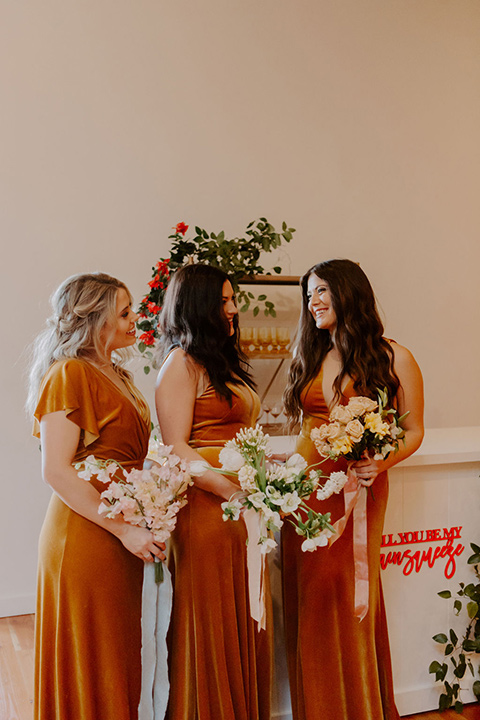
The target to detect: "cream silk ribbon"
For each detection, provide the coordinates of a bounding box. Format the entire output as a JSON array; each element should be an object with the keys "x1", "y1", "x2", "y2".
[
  {"x1": 242, "y1": 508, "x2": 267, "y2": 631},
  {"x1": 329, "y1": 465, "x2": 369, "y2": 621},
  {"x1": 138, "y1": 560, "x2": 173, "y2": 720}
]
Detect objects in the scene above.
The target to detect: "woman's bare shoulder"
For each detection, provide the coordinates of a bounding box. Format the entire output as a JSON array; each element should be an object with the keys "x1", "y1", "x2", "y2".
[
  {"x1": 157, "y1": 347, "x2": 201, "y2": 385},
  {"x1": 390, "y1": 341, "x2": 418, "y2": 369}
]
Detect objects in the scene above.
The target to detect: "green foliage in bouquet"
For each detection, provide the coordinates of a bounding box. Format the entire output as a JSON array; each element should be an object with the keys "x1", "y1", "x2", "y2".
[
  {"x1": 429, "y1": 543, "x2": 480, "y2": 713},
  {"x1": 136, "y1": 218, "x2": 296, "y2": 372}
]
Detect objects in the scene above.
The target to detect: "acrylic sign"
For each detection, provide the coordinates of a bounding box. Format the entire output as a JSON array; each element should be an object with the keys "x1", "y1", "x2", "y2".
[{"x1": 380, "y1": 526, "x2": 464, "y2": 578}]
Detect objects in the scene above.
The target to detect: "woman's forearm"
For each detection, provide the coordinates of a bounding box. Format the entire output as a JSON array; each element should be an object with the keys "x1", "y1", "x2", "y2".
[
  {"x1": 42, "y1": 464, "x2": 131, "y2": 539},
  {"x1": 169, "y1": 440, "x2": 240, "y2": 501}
]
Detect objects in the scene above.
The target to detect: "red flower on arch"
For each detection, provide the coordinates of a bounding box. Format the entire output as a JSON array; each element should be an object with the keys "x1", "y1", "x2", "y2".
[{"x1": 174, "y1": 222, "x2": 189, "y2": 236}]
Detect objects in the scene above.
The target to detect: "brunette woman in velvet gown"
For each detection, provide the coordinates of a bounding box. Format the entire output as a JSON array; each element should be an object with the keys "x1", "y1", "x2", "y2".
[
  {"x1": 282, "y1": 259, "x2": 424, "y2": 720},
  {"x1": 27, "y1": 272, "x2": 165, "y2": 720},
  {"x1": 155, "y1": 264, "x2": 272, "y2": 720}
]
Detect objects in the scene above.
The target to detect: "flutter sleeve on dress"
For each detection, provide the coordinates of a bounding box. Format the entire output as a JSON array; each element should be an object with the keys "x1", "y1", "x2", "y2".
[{"x1": 33, "y1": 359, "x2": 100, "y2": 446}]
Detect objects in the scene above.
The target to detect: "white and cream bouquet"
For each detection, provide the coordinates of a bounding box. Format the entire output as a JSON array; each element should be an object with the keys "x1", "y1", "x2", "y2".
[
  {"x1": 311, "y1": 388, "x2": 408, "y2": 463},
  {"x1": 205, "y1": 425, "x2": 349, "y2": 553},
  {"x1": 76, "y1": 438, "x2": 192, "y2": 581}
]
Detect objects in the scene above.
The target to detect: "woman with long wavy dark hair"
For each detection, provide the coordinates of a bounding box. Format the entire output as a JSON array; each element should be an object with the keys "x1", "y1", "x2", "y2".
[
  {"x1": 282, "y1": 259, "x2": 424, "y2": 720},
  {"x1": 155, "y1": 263, "x2": 272, "y2": 720}
]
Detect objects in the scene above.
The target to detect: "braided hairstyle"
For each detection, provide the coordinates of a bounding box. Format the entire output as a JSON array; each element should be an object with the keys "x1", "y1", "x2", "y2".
[{"x1": 26, "y1": 272, "x2": 132, "y2": 415}]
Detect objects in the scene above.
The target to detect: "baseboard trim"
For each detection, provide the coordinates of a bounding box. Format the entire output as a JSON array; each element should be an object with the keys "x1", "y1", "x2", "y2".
[
  {"x1": 0, "y1": 594, "x2": 36, "y2": 618},
  {"x1": 396, "y1": 685, "x2": 477, "y2": 716}
]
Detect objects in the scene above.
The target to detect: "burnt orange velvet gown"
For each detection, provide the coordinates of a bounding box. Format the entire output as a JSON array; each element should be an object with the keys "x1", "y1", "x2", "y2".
[
  {"x1": 282, "y1": 368, "x2": 399, "y2": 720},
  {"x1": 33, "y1": 358, "x2": 150, "y2": 720},
  {"x1": 165, "y1": 382, "x2": 273, "y2": 720}
]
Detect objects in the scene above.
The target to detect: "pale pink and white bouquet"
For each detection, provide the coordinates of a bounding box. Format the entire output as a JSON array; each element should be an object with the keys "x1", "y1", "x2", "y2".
[
  {"x1": 202, "y1": 425, "x2": 349, "y2": 553},
  {"x1": 311, "y1": 388, "x2": 408, "y2": 463},
  {"x1": 76, "y1": 438, "x2": 192, "y2": 581}
]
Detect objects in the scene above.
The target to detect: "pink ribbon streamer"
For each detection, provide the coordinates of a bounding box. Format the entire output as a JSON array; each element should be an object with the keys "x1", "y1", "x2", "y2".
[
  {"x1": 329, "y1": 465, "x2": 369, "y2": 621},
  {"x1": 242, "y1": 508, "x2": 267, "y2": 631}
]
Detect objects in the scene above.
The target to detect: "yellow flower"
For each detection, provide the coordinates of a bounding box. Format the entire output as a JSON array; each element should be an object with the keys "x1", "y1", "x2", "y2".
[
  {"x1": 364, "y1": 413, "x2": 390, "y2": 438},
  {"x1": 331, "y1": 435, "x2": 353, "y2": 455}
]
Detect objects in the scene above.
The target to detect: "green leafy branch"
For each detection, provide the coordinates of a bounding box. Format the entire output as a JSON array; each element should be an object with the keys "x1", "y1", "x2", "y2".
[
  {"x1": 168, "y1": 218, "x2": 296, "y2": 317},
  {"x1": 429, "y1": 543, "x2": 480, "y2": 713}
]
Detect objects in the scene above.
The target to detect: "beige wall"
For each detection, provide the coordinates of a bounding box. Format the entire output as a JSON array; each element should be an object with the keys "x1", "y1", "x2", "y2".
[{"x1": 1, "y1": 0, "x2": 479, "y2": 615}]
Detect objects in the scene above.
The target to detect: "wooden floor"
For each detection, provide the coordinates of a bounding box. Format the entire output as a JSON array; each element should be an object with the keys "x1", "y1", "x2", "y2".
[
  {"x1": 0, "y1": 615, "x2": 35, "y2": 720},
  {"x1": 0, "y1": 614, "x2": 478, "y2": 720}
]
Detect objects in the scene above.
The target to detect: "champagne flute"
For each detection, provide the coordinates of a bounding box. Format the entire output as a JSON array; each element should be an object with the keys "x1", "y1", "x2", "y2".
[
  {"x1": 240, "y1": 326, "x2": 253, "y2": 353},
  {"x1": 258, "y1": 327, "x2": 271, "y2": 354},
  {"x1": 276, "y1": 327, "x2": 290, "y2": 354},
  {"x1": 262, "y1": 401, "x2": 272, "y2": 426},
  {"x1": 270, "y1": 404, "x2": 283, "y2": 424}
]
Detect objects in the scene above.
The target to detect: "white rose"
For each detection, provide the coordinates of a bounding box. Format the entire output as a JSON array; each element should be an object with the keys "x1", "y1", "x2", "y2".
[
  {"x1": 219, "y1": 447, "x2": 245, "y2": 472},
  {"x1": 285, "y1": 453, "x2": 308, "y2": 473}
]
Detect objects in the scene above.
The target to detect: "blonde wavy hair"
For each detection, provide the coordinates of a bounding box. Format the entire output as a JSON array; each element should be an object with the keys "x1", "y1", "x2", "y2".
[{"x1": 26, "y1": 272, "x2": 133, "y2": 416}]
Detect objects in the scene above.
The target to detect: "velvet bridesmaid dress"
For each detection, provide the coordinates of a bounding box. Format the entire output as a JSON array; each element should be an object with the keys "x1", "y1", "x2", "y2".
[
  {"x1": 281, "y1": 368, "x2": 400, "y2": 720},
  {"x1": 165, "y1": 382, "x2": 273, "y2": 720},
  {"x1": 33, "y1": 358, "x2": 150, "y2": 720}
]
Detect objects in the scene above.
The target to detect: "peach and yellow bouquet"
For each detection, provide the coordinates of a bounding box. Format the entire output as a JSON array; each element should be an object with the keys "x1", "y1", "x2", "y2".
[
  {"x1": 76, "y1": 439, "x2": 192, "y2": 581},
  {"x1": 311, "y1": 388, "x2": 408, "y2": 463},
  {"x1": 310, "y1": 389, "x2": 408, "y2": 621}
]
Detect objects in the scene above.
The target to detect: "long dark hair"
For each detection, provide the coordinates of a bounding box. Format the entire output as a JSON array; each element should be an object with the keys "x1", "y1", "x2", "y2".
[
  {"x1": 283, "y1": 259, "x2": 400, "y2": 428},
  {"x1": 158, "y1": 264, "x2": 255, "y2": 401}
]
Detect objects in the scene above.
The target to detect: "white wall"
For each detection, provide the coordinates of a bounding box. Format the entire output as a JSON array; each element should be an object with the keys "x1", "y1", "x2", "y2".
[{"x1": 1, "y1": 0, "x2": 479, "y2": 644}]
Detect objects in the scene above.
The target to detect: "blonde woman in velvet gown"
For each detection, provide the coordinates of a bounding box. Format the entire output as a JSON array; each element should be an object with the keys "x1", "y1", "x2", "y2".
[
  {"x1": 282, "y1": 259, "x2": 424, "y2": 720},
  {"x1": 27, "y1": 272, "x2": 165, "y2": 720},
  {"x1": 155, "y1": 264, "x2": 272, "y2": 720}
]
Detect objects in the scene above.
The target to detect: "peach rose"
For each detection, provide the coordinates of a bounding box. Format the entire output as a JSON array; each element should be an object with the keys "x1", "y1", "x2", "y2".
[
  {"x1": 345, "y1": 419, "x2": 364, "y2": 442},
  {"x1": 347, "y1": 396, "x2": 378, "y2": 416},
  {"x1": 311, "y1": 424, "x2": 330, "y2": 442},
  {"x1": 311, "y1": 434, "x2": 331, "y2": 458},
  {"x1": 330, "y1": 405, "x2": 354, "y2": 424},
  {"x1": 325, "y1": 421, "x2": 342, "y2": 440}
]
